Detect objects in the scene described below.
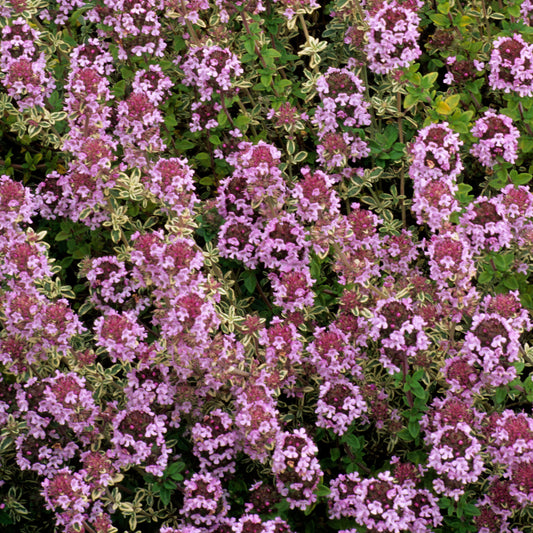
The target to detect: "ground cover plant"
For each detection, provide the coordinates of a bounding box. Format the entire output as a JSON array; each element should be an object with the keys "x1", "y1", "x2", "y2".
[{"x1": 2, "y1": 0, "x2": 533, "y2": 531}]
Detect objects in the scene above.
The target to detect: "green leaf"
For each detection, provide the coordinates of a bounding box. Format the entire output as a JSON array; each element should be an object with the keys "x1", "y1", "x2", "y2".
[
  {"x1": 293, "y1": 151, "x2": 308, "y2": 163},
  {"x1": 164, "y1": 112, "x2": 177, "y2": 129},
  {"x1": 489, "y1": 176, "x2": 507, "y2": 190},
  {"x1": 261, "y1": 74, "x2": 272, "y2": 87},
  {"x1": 494, "y1": 386, "x2": 508, "y2": 405},
  {"x1": 71, "y1": 245, "x2": 90, "y2": 259},
  {"x1": 508, "y1": 3, "x2": 521, "y2": 17},
  {"x1": 316, "y1": 484, "x2": 331, "y2": 497},
  {"x1": 408, "y1": 419, "x2": 420, "y2": 438},
  {"x1": 330, "y1": 447, "x2": 341, "y2": 462},
  {"x1": 195, "y1": 152, "x2": 211, "y2": 167},
  {"x1": 492, "y1": 253, "x2": 514, "y2": 272},
  {"x1": 286, "y1": 139, "x2": 295, "y2": 155},
  {"x1": 429, "y1": 13, "x2": 450, "y2": 26},
  {"x1": 69, "y1": 2, "x2": 95, "y2": 24},
  {"x1": 234, "y1": 114, "x2": 250, "y2": 129},
  {"x1": 437, "y1": 1, "x2": 450, "y2": 14},
  {"x1": 503, "y1": 275, "x2": 519, "y2": 290},
  {"x1": 0, "y1": 510, "x2": 14, "y2": 526},
  {"x1": 436, "y1": 94, "x2": 461, "y2": 115},
  {"x1": 463, "y1": 502, "x2": 481, "y2": 516},
  {"x1": 162, "y1": 478, "x2": 177, "y2": 490},
  {"x1": 166, "y1": 461, "x2": 186, "y2": 480},
  {"x1": 456, "y1": 183, "x2": 474, "y2": 204},
  {"x1": 110, "y1": 229, "x2": 121, "y2": 244},
  {"x1": 413, "y1": 369, "x2": 425, "y2": 381},
  {"x1": 209, "y1": 134, "x2": 222, "y2": 146},
  {"x1": 243, "y1": 39, "x2": 256, "y2": 55},
  {"x1": 159, "y1": 487, "x2": 171, "y2": 506},
  {"x1": 111, "y1": 80, "x2": 127, "y2": 99},
  {"x1": 310, "y1": 255, "x2": 321, "y2": 280},
  {"x1": 263, "y1": 48, "x2": 281, "y2": 59},
  {"x1": 520, "y1": 137, "x2": 533, "y2": 154},
  {"x1": 0, "y1": 436, "x2": 13, "y2": 453},
  {"x1": 420, "y1": 72, "x2": 438, "y2": 89},
  {"x1": 398, "y1": 428, "x2": 414, "y2": 441},
  {"x1": 477, "y1": 270, "x2": 493, "y2": 284},
  {"x1": 199, "y1": 175, "x2": 214, "y2": 186},
  {"x1": 511, "y1": 172, "x2": 532, "y2": 185},
  {"x1": 435, "y1": 100, "x2": 452, "y2": 115},
  {"x1": 55, "y1": 230, "x2": 70, "y2": 242},
  {"x1": 403, "y1": 94, "x2": 418, "y2": 108},
  {"x1": 175, "y1": 139, "x2": 196, "y2": 151},
  {"x1": 514, "y1": 361, "x2": 525, "y2": 373},
  {"x1": 439, "y1": 497, "x2": 452, "y2": 509},
  {"x1": 77, "y1": 301, "x2": 94, "y2": 316},
  {"x1": 342, "y1": 433, "x2": 362, "y2": 453},
  {"x1": 405, "y1": 380, "x2": 426, "y2": 400},
  {"x1": 241, "y1": 270, "x2": 257, "y2": 294}
]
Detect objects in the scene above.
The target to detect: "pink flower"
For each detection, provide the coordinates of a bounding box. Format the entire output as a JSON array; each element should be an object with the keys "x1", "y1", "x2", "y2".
[
  {"x1": 272, "y1": 428, "x2": 323, "y2": 510},
  {"x1": 180, "y1": 472, "x2": 229, "y2": 526},
  {"x1": 94, "y1": 310, "x2": 147, "y2": 362},
  {"x1": 179, "y1": 44, "x2": 243, "y2": 101},
  {"x1": 365, "y1": 0, "x2": 423, "y2": 74},
  {"x1": 316, "y1": 376, "x2": 367, "y2": 435},
  {"x1": 191, "y1": 409, "x2": 240, "y2": 476},
  {"x1": 470, "y1": 110, "x2": 520, "y2": 167},
  {"x1": 268, "y1": 269, "x2": 315, "y2": 313},
  {"x1": 489, "y1": 33, "x2": 533, "y2": 97},
  {"x1": 0, "y1": 175, "x2": 37, "y2": 228}
]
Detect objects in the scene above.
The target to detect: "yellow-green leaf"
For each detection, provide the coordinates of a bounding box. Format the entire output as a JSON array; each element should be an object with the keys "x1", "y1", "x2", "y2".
[{"x1": 436, "y1": 101, "x2": 452, "y2": 115}]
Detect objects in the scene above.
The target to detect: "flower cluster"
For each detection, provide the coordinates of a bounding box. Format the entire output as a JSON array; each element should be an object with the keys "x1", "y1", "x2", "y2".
[
  {"x1": 217, "y1": 140, "x2": 317, "y2": 311},
  {"x1": 108, "y1": 404, "x2": 170, "y2": 476},
  {"x1": 425, "y1": 229, "x2": 476, "y2": 291},
  {"x1": 86, "y1": 0, "x2": 167, "y2": 59},
  {"x1": 313, "y1": 66, "x2": 371, "y2": 170},
  {"x1": 470, "y1": 110, "x2": 520, "y2": 167},
  {"x1": 329, "y1": 202, "x2": 382, "y2": 285},
  {"x1": 180, "y1": 472, "x2": 229, "y2": 527},
  {"x1": 234, "y1": 381, "x2": 281, "y2": 463},
  {"x1": 408, "y1": 122, "x2": 462, "y2": 230},
  {"x1": 458, "y1": 196, "x2": 513, "y2": 253},
  {"x1": 489, "y1": 33, "x2": 533, "y2": 97},
  {"x1": 141, "y1": 157, "x2": 198, "y2": 216},
  {"x1": 271, "y1": 428, "x2": 323, "y2": 510},
  {"x1": 462, "y1": 311, "x2": 525, "y2": 388},
  {"x1": 365, "y1": 0, "x2": 423, "y2": 75},
  {"x1": 37, "y1": 39, "x2": 117, "y2": 228},
  {"x1": 422, "y1": 396, "x2": 485, "y2": 499},
  {"x1": 0, "y1": 18, "x2": 55, "y2": 109},
  {"x1": 179, "y1": 45, "x2": 243, "y2": 102},
  {"x1": 485, "y1": 411, "x2": 533, "y2": 510},
  {"x1": 191, "y1": 409, "x2": 240, "y2": 477},
  {"x1": 116, "y1": 89, "x2": 166, "y2": 166},
  {"x1": 41, "y1": 468, "x2": 91, "y2": 532},
  {"x1": 328, "y1": 469, "x2": 442, "y2": 532},
  {"x1": 315, "y1": 376, "x2": 367, "y2": 435},
  {"x1": 369, "y1": 296, "x2": 429, "y2": 374}
]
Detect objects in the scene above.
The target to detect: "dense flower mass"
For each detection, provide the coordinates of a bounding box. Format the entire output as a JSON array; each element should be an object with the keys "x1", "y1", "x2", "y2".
[{"x1": 3, "y1": 2, "x2": 533, "y2": 533}]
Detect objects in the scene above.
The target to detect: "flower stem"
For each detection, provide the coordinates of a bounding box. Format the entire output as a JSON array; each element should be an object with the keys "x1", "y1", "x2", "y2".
[{"x1": 397, "y1": 92, "x2": 407, "y2": 228}]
